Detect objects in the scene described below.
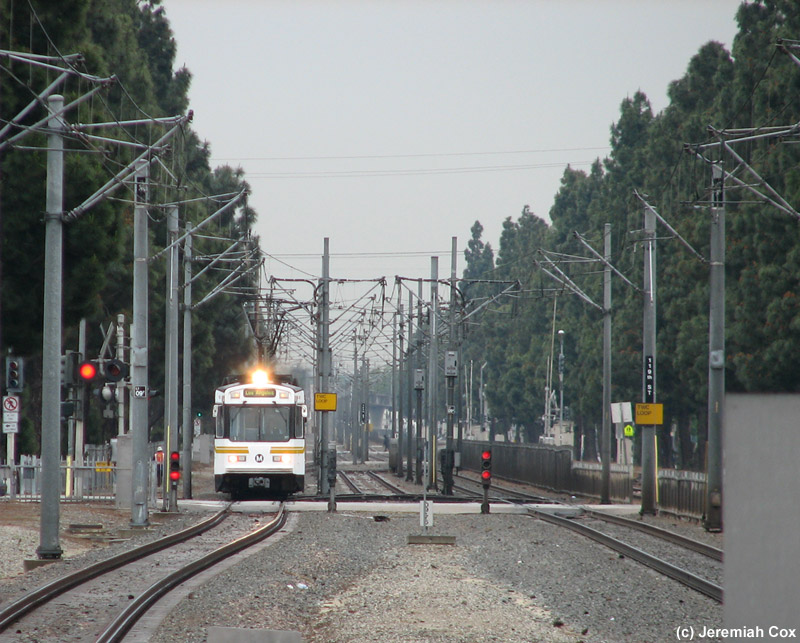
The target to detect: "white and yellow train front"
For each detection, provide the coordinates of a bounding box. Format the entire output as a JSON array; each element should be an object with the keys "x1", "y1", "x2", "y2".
[{"x1": 213, "y1": 378, "x2": 306, "y2": 498}]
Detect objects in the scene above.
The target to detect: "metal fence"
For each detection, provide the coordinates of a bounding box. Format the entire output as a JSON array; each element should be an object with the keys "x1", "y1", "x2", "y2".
[
  {"x1": 657, "y1": 468, "x2": 707, "y2": 520},
  {"x1": 460, "y1": 440, "x2": 706, "y2": 511},
  {"x1": 570, "y1": 461, "x2": 634, "y2": 502},
  {"x1": 460, "y1": 440, "x2": 574, "y2": 494},
  {"x1": 1, "y1": 454, "x2": 116, "y2": 502}
]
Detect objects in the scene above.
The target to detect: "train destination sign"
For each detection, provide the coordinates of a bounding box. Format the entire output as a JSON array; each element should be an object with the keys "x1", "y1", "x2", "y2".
[
  {"x1": 244, "y1": 389, "x2": 277, "y2": 398},
  {"x1": 635, "y1": 403, "x2": 663, "y2": 425},
  {"x1": 315, "y1": 392, "x2": 337, "y2": 412}
]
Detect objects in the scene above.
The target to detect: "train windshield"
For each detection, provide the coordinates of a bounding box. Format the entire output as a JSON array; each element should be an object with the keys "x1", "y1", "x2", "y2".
[{"x1": 228, "y1": 406, "x2": 292, "y2": 442}]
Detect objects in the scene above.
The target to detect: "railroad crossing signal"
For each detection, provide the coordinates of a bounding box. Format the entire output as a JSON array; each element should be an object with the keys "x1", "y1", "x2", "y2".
[
  {"x1": 480, "y1": 449, "x2": 492, "y2": 488},
  {"x1": 169, "y1": 451, "x2": 181, "y2": 486},
  {"x1": 78, "y1": 360, "x2": 100, "y2": 383},
  {"x1": 103, "y1": 358, "x2": 128, "y2": 382}
]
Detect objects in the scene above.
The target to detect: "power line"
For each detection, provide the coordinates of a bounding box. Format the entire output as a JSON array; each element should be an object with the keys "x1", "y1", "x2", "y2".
[{"x1": 210, "y1": 146, "x2": 610, "y2": 163}]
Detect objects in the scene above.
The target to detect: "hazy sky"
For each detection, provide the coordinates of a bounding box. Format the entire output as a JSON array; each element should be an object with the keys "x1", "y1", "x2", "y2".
[{"x1": 162, "y1": 0, "x2": 742, "y2": 284}]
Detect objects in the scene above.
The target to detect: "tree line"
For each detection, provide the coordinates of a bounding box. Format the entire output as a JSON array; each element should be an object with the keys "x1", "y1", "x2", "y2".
[
  {"x1": 1, "y1": 0, "x2": 257, "y2": 453},
  {"x1": 460, "y1": 1, "x2": 800, "y2": 470}
]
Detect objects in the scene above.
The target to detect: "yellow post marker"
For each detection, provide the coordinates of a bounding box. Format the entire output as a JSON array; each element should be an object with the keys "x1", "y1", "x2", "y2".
[
  {"x1": 635, "y1": 403, "x2": 664, "y2": 425},
  {"x1": 315, "y1": 393, "x2": 338, "y2": 412}
]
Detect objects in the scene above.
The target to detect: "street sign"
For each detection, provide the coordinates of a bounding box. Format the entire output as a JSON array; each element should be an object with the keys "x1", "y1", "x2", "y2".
[
  {"x1": 3, "y1": 395, "x2": 20, "y2": 412},
  {"x1": 3, "y1": 422, "x2": 18, "y2": 434},
  {"x1": 610, "y1": 402, "x2": 632, "y2": 424},
  {"x1": 133, "y1": 386, "x2": 147, "y2": 398},
  {"x1": 315, "y1": 392, "x2": 338, "y2": 412},
  {"x1": 3, "y1": 411, "x2": 19, "y2": 423},
  {"x1": 635, "y1": 403, "x2": 663, "y2": 425}
]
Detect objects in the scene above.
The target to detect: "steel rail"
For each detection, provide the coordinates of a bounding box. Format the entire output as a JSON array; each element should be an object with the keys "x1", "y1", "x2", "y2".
[
  {"x1": 365, "y1": 470, "x2": 408, "y2": 495},
  {"x1": 528, "y1": 508, "x2": 723, "y2": 603},
  {"x1": 336, "y1": 470, "x2": 362, "y2": 494},
  {"x1": 96, "y1": 504, "x2": 287, "y2": 643},
  {"x1": 583, "y1": 509, "x2": 723, "y2": 562},
  {"x1": 0, "y1": 505, "x2": 231, "y2": 632}
]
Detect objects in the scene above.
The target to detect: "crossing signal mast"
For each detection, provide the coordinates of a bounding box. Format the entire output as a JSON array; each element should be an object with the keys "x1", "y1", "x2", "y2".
[{"x1": 480, "y1": 449, "x2": 492, "y2": 514}]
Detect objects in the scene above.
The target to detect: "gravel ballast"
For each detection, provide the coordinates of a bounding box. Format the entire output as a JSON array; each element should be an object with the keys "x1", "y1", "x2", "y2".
[{"x1": 0, "y1": 467, "x2": 725, "y2": 642}]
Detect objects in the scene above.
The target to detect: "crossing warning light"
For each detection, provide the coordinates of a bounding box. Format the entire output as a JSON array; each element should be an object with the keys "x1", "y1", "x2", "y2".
[
  {"x1": 480, "y1": 449, "x2": 492, "y2": 488},
  {"x1": 78, "y1": 360, "x2": 100, "y2": 383},
  {"x1": 169, "y1": 451, "x2": 181, "y2": 485},
  {"x1": 103, "y1": 358, "x2": 128, "y2": 382}
]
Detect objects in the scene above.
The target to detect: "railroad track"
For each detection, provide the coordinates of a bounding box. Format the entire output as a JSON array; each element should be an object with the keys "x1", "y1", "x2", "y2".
[
  {"x1": 0, "y1": 504, "x2": 287, "y2": 642},
  {"x1": 336, "y1": 469, "x2": 414, "y2": 498},
  {"x1": 452, "y1": 473, "x2": 722, "y2": 602},
  {"x1": 529, "y1": 508, "x2": 723, "y2": 603}
]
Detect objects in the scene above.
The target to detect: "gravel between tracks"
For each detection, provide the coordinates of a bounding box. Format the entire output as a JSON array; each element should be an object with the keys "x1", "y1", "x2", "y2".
[
  {"x1": 148, "y1": 508, "x2": 723, "y2": 643},
  {"x1": 0, "y1": 466, "x2": 725, "y2": 643}
]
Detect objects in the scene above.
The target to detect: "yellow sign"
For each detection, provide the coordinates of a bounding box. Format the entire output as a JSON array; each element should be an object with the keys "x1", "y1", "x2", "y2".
[
  {"x1": 624, "y1": 424, "x2": 635, "y2": 437},
  {"x1": 95, "y1": 461, "x2": 112, "y2": 473},
  {"x1": 635, "y1": 403, "x2": 663, "y2": 425},
  {"x1": 315, "y1": 392, "x2": 338, "y2": 412}
]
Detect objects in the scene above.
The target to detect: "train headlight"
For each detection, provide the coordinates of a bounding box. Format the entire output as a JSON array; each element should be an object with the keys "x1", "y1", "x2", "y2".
[
  {"x1": 228, "y1": 455, "x2": 246, "y2": 463},
  {"x1": 273, "y1": 455, "x2": 292, "y2": 464}
]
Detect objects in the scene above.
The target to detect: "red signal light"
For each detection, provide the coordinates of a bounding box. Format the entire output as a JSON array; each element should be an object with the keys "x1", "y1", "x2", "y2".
[
  {"x1": 78, "y1": 361, "x2": 98, "y2": 381},
  {"x1": 169, "y1": 451, "x2": 181, "y2": 483},
  {"x1": 480, "y1": 449, "x2": 492, "y2": 488}
]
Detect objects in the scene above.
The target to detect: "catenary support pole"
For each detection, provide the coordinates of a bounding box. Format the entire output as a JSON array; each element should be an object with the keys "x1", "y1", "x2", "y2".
[
  {"x1": 601, "y1": 223, "x2": 612, "y2": 505},
  {"x1": 406, "y1": 288, "x2": 414, "y2": 481},
  {"x1": 38, "y1": 94, "x2": 65, "y2": 559},
  {"x1": 182, "y1": 226, "x2": 193, "y2": 499},
  {"x1": 641, "y1": 203, "x2": 657, "y2": 514},
  {"x1": 352, "y1": 334, "x2": 358, "y2": 466},
  {"x1": 130, "y1": 159, "x2": 150, "y2": 527},
  {"x1": 705, "y1": 163, "x2": 724, "y2": 532},
  {"x1": 319, "y1": 238, "x2": 331, "y2": 494},
  {"x1": 427, "y1": 257, "x2": 438, "y2": 490},
  {"x1": 444, "y1": 237, "x2": 458, "y2": 494},
  {"x1": 164, "y1": 205, "x2": 179, "y2": 511},
  {"x1": 396, "y1": 290, "x2": 404, "y2": 478}
]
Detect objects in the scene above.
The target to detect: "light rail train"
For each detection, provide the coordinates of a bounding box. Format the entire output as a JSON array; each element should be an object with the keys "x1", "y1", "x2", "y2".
[{"x1": 213, "y1": 371, "x2": 307, "y2": 498}]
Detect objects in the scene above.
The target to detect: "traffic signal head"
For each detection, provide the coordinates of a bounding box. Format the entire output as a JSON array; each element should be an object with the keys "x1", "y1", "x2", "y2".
[
  {"x1": 5, "y1": 356, "x2": 24, "y2": 392},
  {"x1": 169, "y1": 451, "x2": 181, "y2": 485},
  {"x1": 480, "y1": 449, "x2": 492, "y2": 487},
  {"x1": 61, "y1": 352, "x2": 81, "y2": 387},
  {"x1": 78, "y1": 360, "x2": 100, "y2": 383}
]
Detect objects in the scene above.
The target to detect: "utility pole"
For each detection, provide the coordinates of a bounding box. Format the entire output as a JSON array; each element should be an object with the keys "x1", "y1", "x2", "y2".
[
  {"x1": 181, "y1": 226, "x2": 193, "y2": 499},
  {"x1": 641, "y1": 202, "x2": 657, "y2": 514},
  {"x1": 130, "y1": 158, "x2": 150, "y2": 528},
  {"x1": 601, "y1": 223, "x2": 612, "y2": 505},
  {"x1": 705, "y1": 163, "x2": 724, "y2": 532},
  {"x1": 38, "y1": 94, "x2": 65, "y2": 560}
]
